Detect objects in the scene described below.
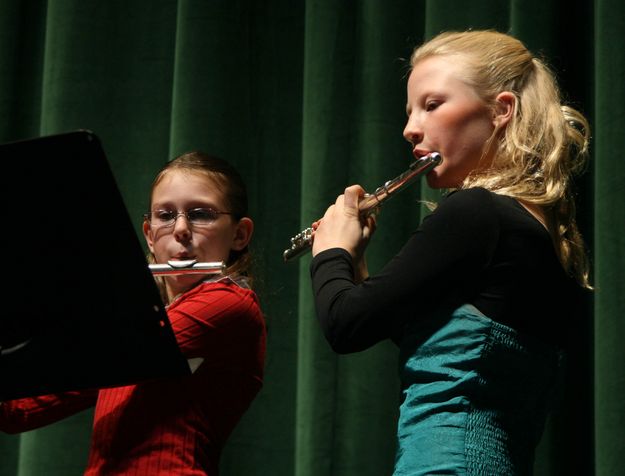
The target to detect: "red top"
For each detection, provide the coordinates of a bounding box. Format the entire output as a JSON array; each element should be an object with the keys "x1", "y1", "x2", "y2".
[{"x1": 0, "y1": 278, "x2": 266, "y2": 475}]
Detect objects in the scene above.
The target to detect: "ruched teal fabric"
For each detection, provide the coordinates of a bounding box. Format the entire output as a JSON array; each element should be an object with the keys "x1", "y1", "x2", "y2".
[{"x1": 394, "y1": 304, "x2": 564, "y2": 475}]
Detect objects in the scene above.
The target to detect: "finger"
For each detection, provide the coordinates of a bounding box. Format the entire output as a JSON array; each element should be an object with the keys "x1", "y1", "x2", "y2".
[
  {"x1": 343, "y1": 185, "x2": 365, "y2": 213},
  {"x1": 321, "y1": 203, "x2": 336, "y2": 221},
  {"x1": 362, "y1": 215, "x2": 377, "y2": 240},
  {"x1": 366, "y1": 214, "x2": 377, "y2": 233}
]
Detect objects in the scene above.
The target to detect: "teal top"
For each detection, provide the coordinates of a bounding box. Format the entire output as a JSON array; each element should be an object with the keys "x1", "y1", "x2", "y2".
[{"x1": 394, "y1": 304, "x2": 564, "y2": 475}]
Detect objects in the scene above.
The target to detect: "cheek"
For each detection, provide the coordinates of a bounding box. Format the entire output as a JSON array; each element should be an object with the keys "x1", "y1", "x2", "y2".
[
  {"x1": 425, "y1": 107, "x2": 494, "y2": 188},
  {"x1": 195, "y1": 230, "x2": 235, "y2": 261},
  {"x1": 150, "y1": 236, "x2": 169, "y2": 260},
  {"x1": 441, "y1": 110, "x2": 494, "y2": 160},
  {"x1": 457, "y1": 107, "x2": 495, "y2": 145}
]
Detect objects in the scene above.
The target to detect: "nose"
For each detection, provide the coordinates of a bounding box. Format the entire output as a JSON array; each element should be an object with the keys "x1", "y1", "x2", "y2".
[
  {"x1": 403, "y1": 113, "x2": 423, "y2": 147},
  {"x1": 172, "y1": 213, "x2": 192, "y2": 240}
]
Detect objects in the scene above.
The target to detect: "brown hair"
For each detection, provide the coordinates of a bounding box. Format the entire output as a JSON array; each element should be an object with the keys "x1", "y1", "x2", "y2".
[{"x1": 147, "y1": 151, "x2": 255, "y2": 297}]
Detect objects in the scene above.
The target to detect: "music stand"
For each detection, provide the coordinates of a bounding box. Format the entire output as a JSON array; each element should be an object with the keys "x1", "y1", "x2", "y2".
[{"x1": 0, "y1": 130, "x2": 191, "y2": 401}]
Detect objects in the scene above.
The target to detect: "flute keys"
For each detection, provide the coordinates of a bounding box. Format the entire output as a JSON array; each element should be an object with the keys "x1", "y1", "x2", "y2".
[
  {"x1": 283, "y1": 227, "x2": 314, "y2": 261},
  {"x1": 291, "y1": 227, "x2": 313, "y2": 248}
]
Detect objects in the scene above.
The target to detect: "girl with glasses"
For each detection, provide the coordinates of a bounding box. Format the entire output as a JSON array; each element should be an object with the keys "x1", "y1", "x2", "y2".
[{"x1": 1, "y1": 151, "x2": 267, "y2": 476}]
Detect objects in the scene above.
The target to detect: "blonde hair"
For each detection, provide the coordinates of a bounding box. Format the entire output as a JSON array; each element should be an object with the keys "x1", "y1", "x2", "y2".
[{"x1": 410, "y1": 30, "x2": 592, "y2": 289}]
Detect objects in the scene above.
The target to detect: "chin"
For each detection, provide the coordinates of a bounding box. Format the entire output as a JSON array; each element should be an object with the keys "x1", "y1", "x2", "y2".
[
  {"x1": 426, "y1": 169, "x2": 463, "y2": 190},
  {"x1": 426, "y1": 172, "x2": 445, "y2": 189}
]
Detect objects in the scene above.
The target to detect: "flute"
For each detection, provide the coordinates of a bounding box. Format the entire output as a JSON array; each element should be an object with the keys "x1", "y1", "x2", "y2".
[
  {"x1": 149, "y1": 259, "x2": 225, "y2": 276},
  {"x1": 282, "y1": 152, "x2": 442, "y2": 262}
]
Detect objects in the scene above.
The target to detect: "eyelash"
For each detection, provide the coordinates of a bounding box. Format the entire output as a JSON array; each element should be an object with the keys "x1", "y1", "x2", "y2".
[{"x1": 405, "y1": 100, "x2": 441, "y2": 117}]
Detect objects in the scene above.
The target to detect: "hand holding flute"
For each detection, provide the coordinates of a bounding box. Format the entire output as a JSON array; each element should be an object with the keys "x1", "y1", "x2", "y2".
[
  {"x1": 312, "y1": 184, "x2": 377, "y2": 252},
  {"x1": 282, "y1": 152, "x2": 442, "y2": 262},
  {"x1": 312, "y1": 184, "x2": 379, "y2": 282}
]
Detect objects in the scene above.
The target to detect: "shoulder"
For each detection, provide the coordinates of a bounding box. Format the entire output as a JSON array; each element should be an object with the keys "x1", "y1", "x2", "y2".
[
  {"x1": 196, "y1": 276, "x2": 258, "y2": 299},
  {"x1": 409, "y1": 188, "x2": 505, "y2": 259},
  {"x1": 443, "y1": 187, "x2": 521, "y2": 209},
  {"x1": 428, "y1": 187, "x2": 503, "y2": 229},
  {"x1": 414, "y1": 188, "x2": 518, "y2": 256},
  {"x1": 441, "y1": 187, "x2": 498, "y2": 208},
  {"x1": 170, "y1": 279, "x2": 264, "y2": 325}
]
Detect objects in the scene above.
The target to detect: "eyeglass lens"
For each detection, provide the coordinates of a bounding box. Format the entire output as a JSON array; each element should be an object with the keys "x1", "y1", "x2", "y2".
[{"x1": 150, "y1": 208, "x2": 223, "y2": 227}]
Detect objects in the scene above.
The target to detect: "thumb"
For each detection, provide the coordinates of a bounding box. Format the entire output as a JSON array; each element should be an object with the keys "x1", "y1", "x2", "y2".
[{"x1": 343, "y1": 185, "x2": 366, "y2": 216}]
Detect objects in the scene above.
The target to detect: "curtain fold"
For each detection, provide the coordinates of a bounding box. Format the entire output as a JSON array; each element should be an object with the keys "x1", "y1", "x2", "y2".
[
  {"x1": 0, "y1": 0, "x2": 46, "y2": 141},
  {"x1": 1, "y1": 1, "x2": 623, "y2": 475},
  {"x1": 594, "y1": 1, "x2": 625, "y2": 474}
]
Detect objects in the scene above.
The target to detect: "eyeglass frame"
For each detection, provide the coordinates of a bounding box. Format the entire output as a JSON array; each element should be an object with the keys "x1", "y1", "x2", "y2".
[{"x1": 143, "y1": 207, "x2": 234, "y2": 229}]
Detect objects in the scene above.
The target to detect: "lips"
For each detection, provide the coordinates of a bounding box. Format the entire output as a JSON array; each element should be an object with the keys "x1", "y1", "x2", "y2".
[
  {"x1": 171, "y1": 253, "x2": 195, "y2": 261},
  {"x1": 412, "y1": 148, "x2": 432, "y2": 159}
]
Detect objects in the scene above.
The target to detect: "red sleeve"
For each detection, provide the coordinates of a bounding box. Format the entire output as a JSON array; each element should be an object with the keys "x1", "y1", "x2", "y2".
[
  {"x1": 0, "y1": 390, "x2": 98, "y2": 434},
  {"x1": 166, "y1": 280, "x2": 266, "y2": 373}
]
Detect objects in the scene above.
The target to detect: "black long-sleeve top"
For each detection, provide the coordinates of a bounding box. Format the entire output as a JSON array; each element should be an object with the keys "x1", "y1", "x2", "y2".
[{"x1": 310, "y1": 187, "x2": 583, "y2": 354}]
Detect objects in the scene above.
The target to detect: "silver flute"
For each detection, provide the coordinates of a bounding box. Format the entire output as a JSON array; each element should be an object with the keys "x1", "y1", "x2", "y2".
[
  {"x1": 149, "y1": 259, "x2": 225, "y2": 276},
  {"x1": 282, "y1": 152, "x2": 442, "y2": 262}
]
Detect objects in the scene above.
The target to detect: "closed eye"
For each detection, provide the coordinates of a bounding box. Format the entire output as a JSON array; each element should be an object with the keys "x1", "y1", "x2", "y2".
[
  {"x1": 187, "y1": 208, "x2": 220, "y2": 222},
  {"x1": 155, "y1": 210, "x2": 176, "y2": 221},
  {"x1": 425, "y1": 101, "x2": 440, "y2": 112}
]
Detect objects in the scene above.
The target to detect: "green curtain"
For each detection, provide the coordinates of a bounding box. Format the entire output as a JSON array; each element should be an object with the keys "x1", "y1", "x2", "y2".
[{"x1": 1, "y1": 1, "x2": 623, "y2": 475}]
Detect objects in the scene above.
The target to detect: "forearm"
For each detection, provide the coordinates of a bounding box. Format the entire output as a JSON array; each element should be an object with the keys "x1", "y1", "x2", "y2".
[
  {"x1": 310, "y1": 249, "x2": 389, "y2": 353},
  {"x1": 0, "y1": 390, "x2": 97, "y2": 434}
]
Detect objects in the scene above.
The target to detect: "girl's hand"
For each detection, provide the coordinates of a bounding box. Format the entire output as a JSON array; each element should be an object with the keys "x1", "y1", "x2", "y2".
[{"x1": 312, "y1": 185, "x2": 377, "y2": 280}]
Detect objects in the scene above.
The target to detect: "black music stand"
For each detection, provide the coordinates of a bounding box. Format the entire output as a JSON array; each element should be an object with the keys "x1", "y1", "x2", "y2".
[{"x1": 0, "y1": 130, "x2": 190, "y2": 401}]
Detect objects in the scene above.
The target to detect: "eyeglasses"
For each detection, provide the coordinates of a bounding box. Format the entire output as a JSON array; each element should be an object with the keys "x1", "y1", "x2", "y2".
[{"x1": 144, "y1": 207, "x2": 233, "y2": 229}]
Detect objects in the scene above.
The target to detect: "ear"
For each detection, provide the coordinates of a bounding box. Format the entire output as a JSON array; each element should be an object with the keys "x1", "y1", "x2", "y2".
[
  {"x1": 493, "y1": 91, "x2": 515, "y2": 129},
  {"x1": 231, "y1": 217, "x2": 254, "y2": 251},
  {"x1": 143, "y1": 219, "x2": 156, "y2": 254}
]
